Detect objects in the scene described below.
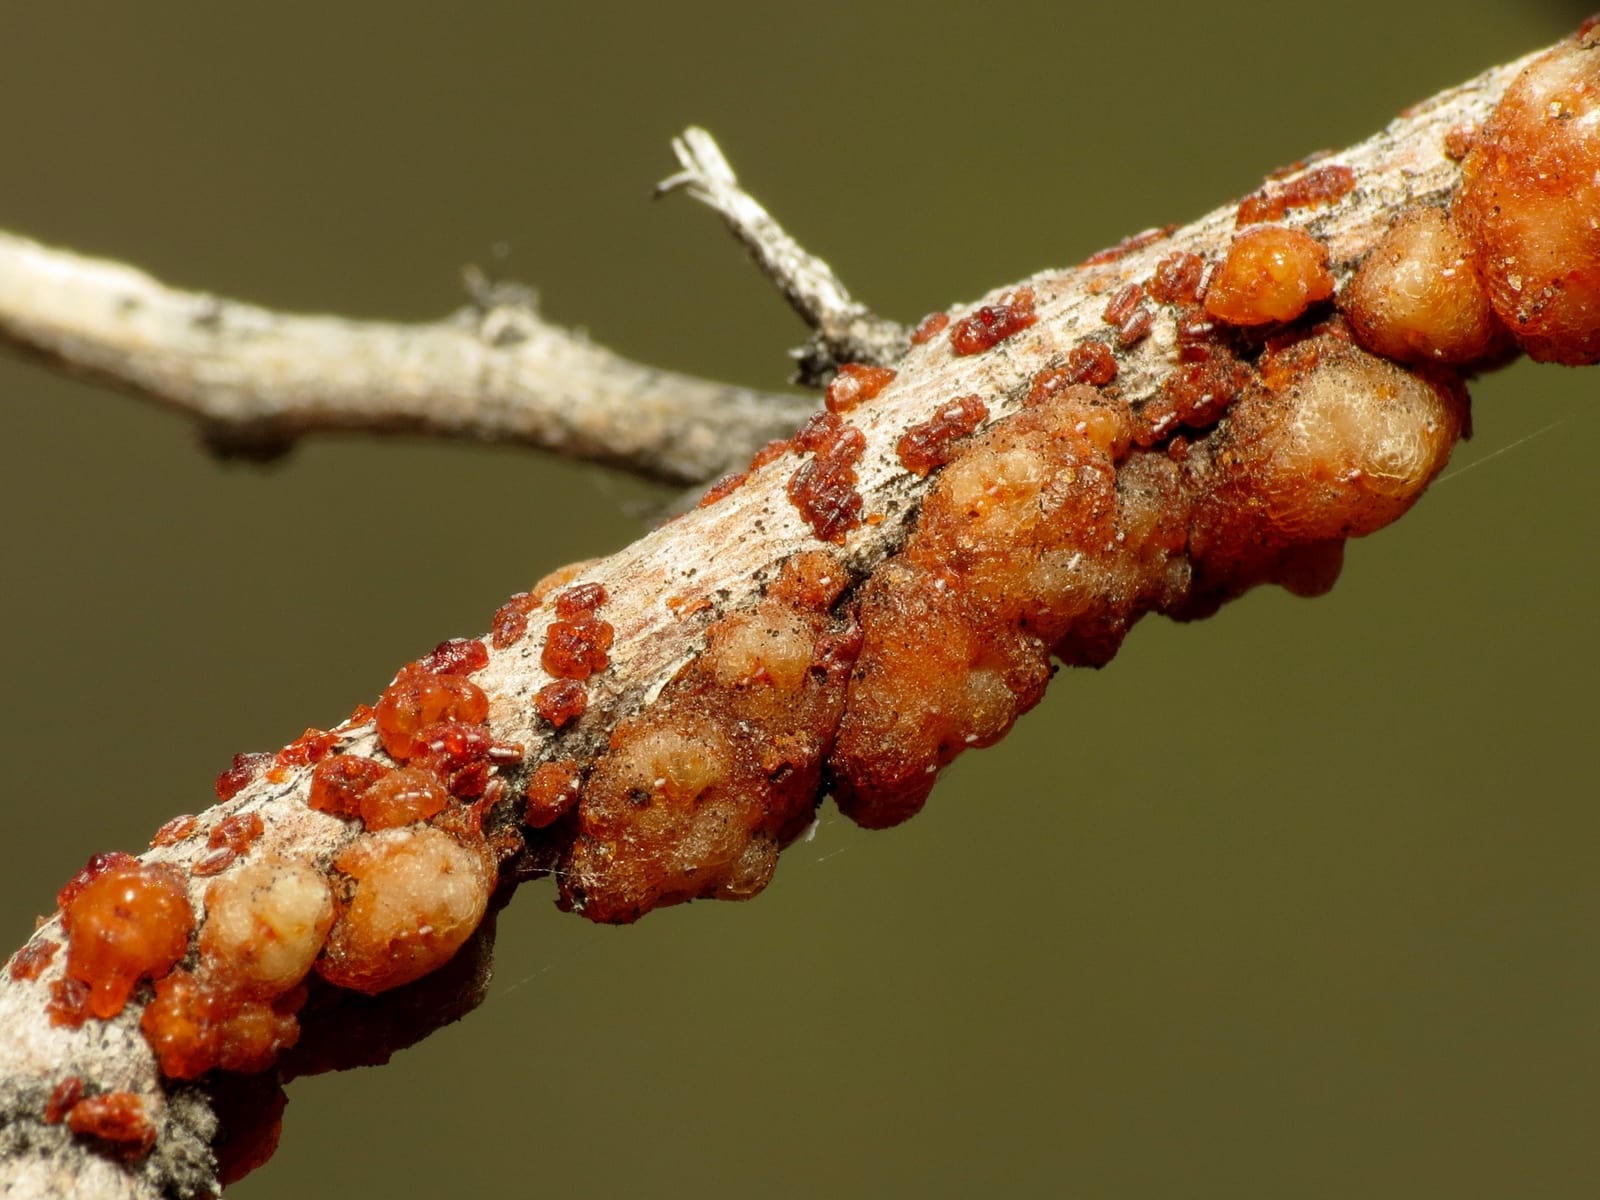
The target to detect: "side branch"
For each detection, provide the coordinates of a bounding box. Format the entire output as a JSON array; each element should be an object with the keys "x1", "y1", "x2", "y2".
[
  {"x1": 0, "y1": 231, "x2": 811, "y2": 485},
  {"x1": 659, "y1": 127, "x2": 909, "y2": 383}
]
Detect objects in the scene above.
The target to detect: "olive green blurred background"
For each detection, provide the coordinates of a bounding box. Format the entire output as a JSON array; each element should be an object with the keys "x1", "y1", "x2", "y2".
[{"x1": 3, "y1": 4, "x2": 1596, "y2": 1196}]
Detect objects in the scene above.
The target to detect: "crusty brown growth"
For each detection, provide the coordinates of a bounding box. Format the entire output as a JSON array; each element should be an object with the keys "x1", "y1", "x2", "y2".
[
  {"x1": 1205, "y1": 225, "x2": 1335, "y2": 326},
  {"x1": 193, "y1": 811, "x2": 266, "y2": 877},
  {"x1": 1343, "y1": 207, "x2": 1502, "y2": 363},
  {"x1": 1147, "y1": 251, "x2": 1206, "y2": 304},
  {"x1": 1236, "y1": 163, "x2": 1357, "y2": 226},
  {"x1": 43, "y1": 1076, "x2": 83, "y2": 1125},
  {"x1": 1186, "y1": 335, "x2": 1465, "y2": 601},
  {"x1": 16, "y1": 40, "x2": 1600, "y2": 1177},
  {"x1": 560, "y1": 552, "x2": 857, "y2": 922},
  {"x1": 829, "y1": 559, "x2": 1056, "y2": 829},
  {"x1": 830, "y1": 333, "x2": 1463, "y2": 829},
  {"x1": 66, "y1": 1091, "x2": 157, "y2": 1160},
  {"x1": 524, "y1": 760, "x2": 582, "y2": 829},
  {"x1": 533, "y1": 678, "x2": 588, "y2": 729},
  {"x1": 1082, "y1": 224, "x2": 1178, "y2": 266},
  {"x1": 948, "y1": 287, "x2": 1038, "y2": 354},
  {"x1": 765, "y1": 549, "x2": 850, "y2": 611},
  {"x1": 831, "y1": 383, "x2": 1142, "y2": 827},
  {"x1": 1454, "y1": 31, "x2": 1600, "y2": 362},
  {"x1": 7, "y1": 937, "x2": 58, "y2": 982},
  {"x1": 896, "y1": 394, "x2": 990, "y2": 476},
  {"x1": 910, "y1": 311, "x2": 950, "y2": 344},
  {"x1": 825, "y1": 363, "x2": 897, "y2": 413},
  {"x1": 786, "y1": 414, "x2": 867, "y2": 543},
  {"x1": 140, "y1": 970, "x2": 303, "y2": 1079}
]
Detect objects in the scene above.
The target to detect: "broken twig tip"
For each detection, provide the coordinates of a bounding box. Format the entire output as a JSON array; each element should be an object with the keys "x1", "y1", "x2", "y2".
[
  {"x1": 656, "y1": 127, "x2": 739, "y2": 202},
  {"x1": 652, "y1": 125, "x2": 906, "y2": 379}
]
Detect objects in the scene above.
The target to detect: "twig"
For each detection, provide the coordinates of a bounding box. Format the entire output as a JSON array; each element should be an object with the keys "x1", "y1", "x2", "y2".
[
  {"x1": 658, "y1": 126, "x2": 909, "y2": 384},
  {"x1": 0, "y1": 230, "x2": 812, "y2": 485}
]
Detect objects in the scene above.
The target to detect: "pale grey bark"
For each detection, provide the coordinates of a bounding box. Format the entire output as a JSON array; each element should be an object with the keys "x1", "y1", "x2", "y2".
[{"x1": 0, "y1": 232, "x2": 811, "y2": 485}]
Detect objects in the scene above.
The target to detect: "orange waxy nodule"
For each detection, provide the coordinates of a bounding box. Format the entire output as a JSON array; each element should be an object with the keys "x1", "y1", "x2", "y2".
[
  {"x1": 1453, "y1": 31, "x2": 1600, "y2": 363},
  {"x1": 308, "y1": 753, "x2": 392, "y2": 818},
  {"x1": 1343, "y1": 207, "x2": 1500, "y2": 363},
  {"x1": 534, "y1": 678, "x2": 588, "y2": 729},
  {"x1": 374, "y1": 670, "x2": 489, "y2": 760},
  {"x1": 358, "y1": 766, "x2": 450, "y2": 830},
  {"x1": 140, "y1": 969, "x2": 303, "y2": 1078},
  {"x1": 61, "y1": 861, "x2": 194, "y2": 1020},
  {"x1": 541, "y1": 617, "x2": 615, "y2": 681},
  {"x1": 524, "y1": 759, "x2": 582, "y2": 829},
  {"x1": 1204, "y1": 225, "x2": 1334, "y2": 326},
  {"x1": 316, "y1": 827, "x2": 494, "y2": 995},
  {"x1": 198, "y1": 857, "x2": 335, "y2": 997}
]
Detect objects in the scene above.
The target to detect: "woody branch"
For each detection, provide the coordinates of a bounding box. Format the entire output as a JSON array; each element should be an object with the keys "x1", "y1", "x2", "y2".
[
  {"x1": 0, "y1": 26, "x2": 1594, "y2": 1200},
  {"x1": 0, "y1": 231, "x2": 811, "y2": 486}
]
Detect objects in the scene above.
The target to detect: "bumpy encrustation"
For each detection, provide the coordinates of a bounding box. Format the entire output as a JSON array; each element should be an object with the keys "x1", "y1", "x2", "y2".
[{"x1": 2, "y1": 24, "x2": 1597, "y2": 1197}]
